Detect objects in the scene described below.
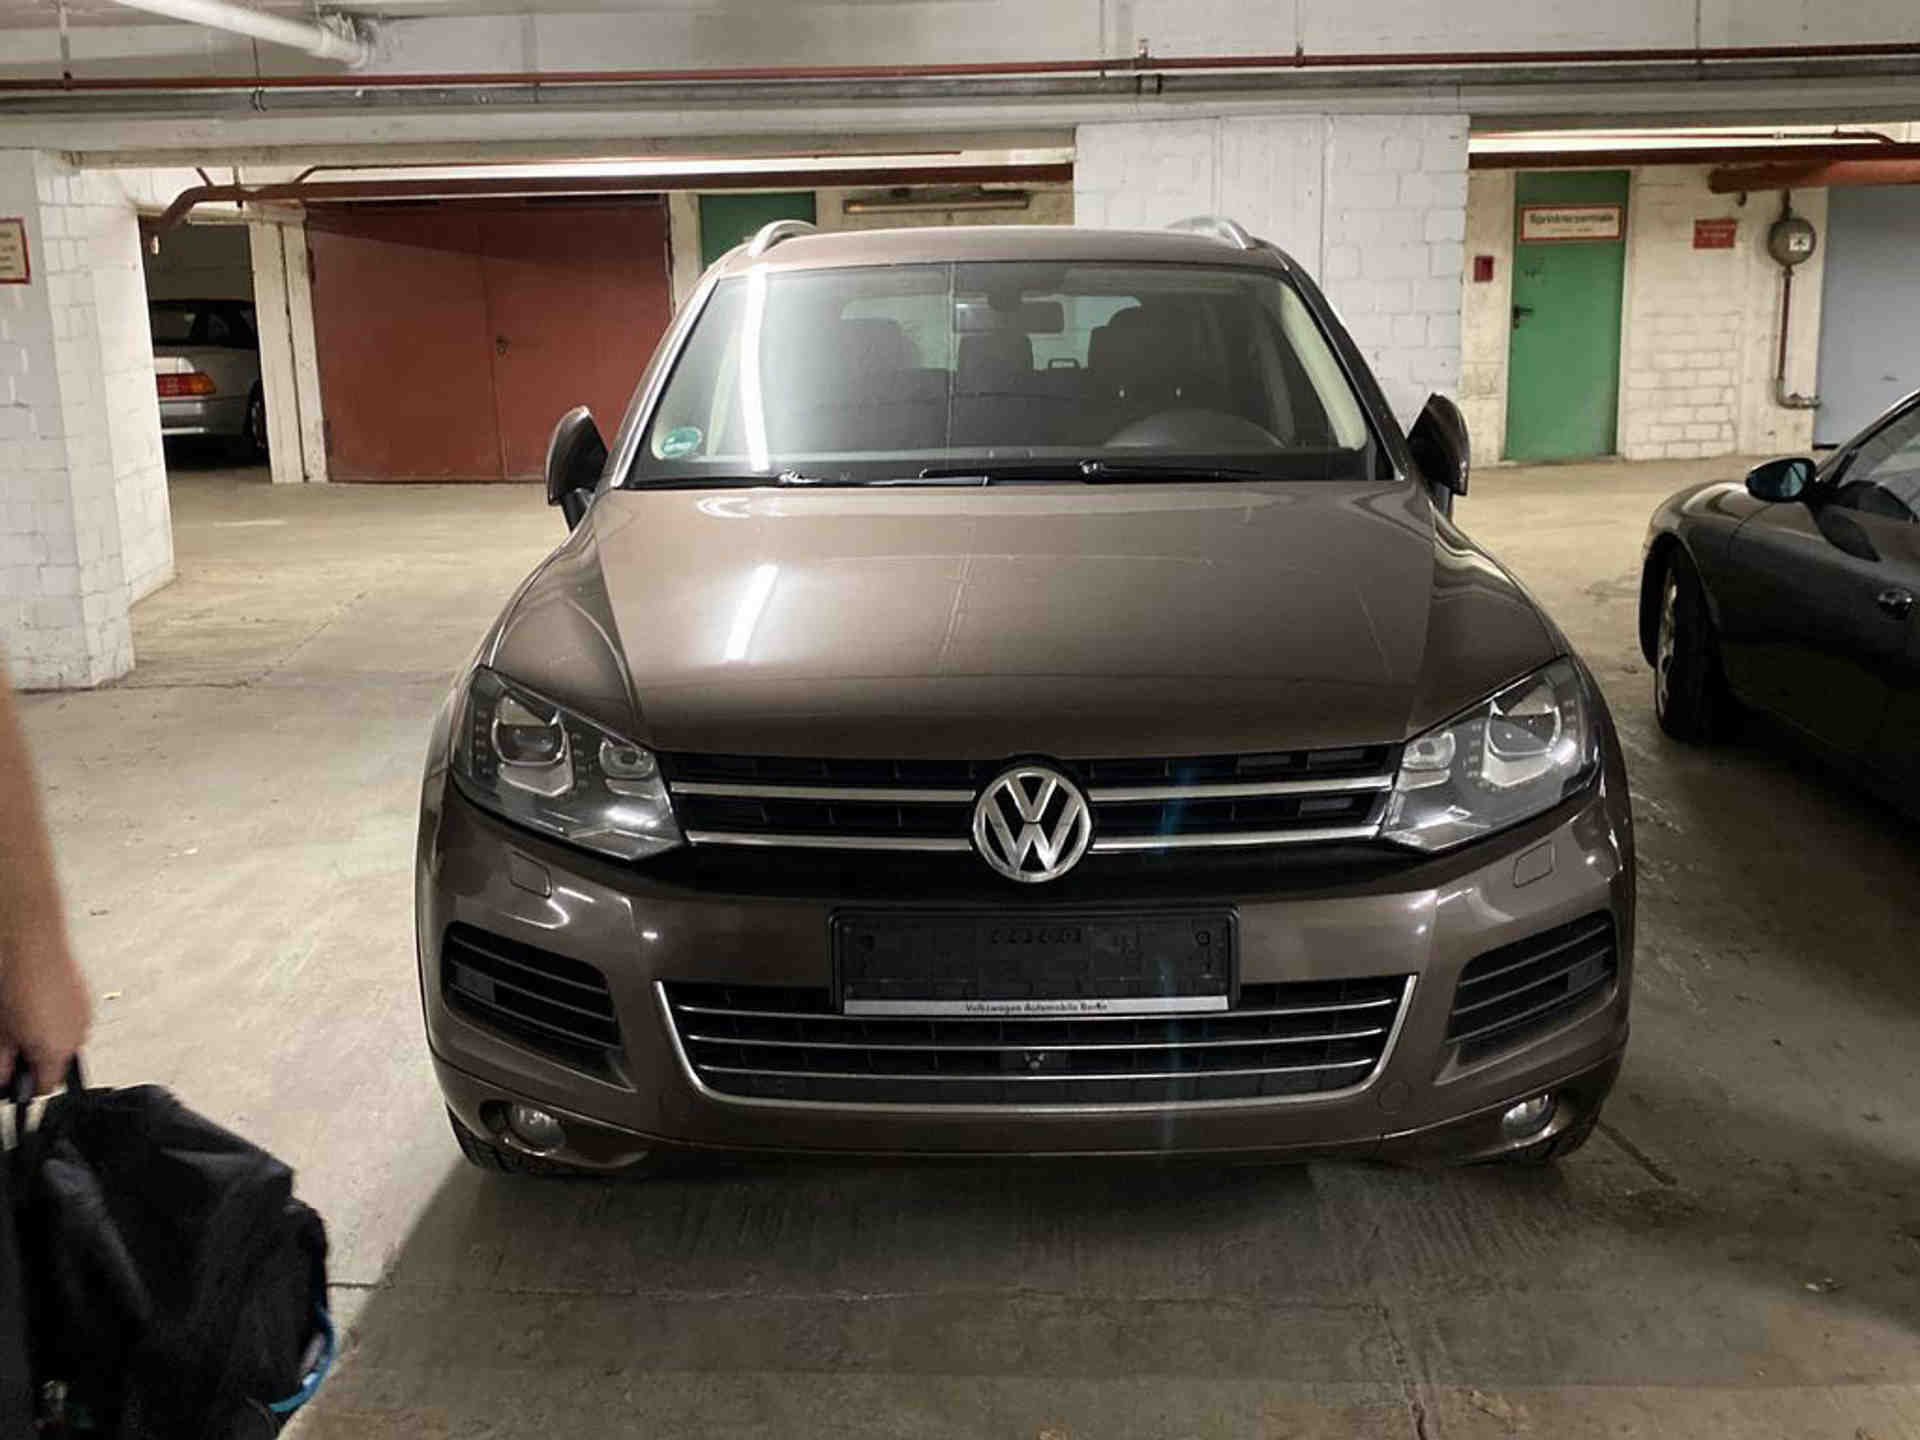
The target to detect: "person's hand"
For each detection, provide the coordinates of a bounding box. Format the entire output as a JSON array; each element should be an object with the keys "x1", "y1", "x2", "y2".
[{"x1": 0, "y1": 929, "x2": 90, "y2": 1096}]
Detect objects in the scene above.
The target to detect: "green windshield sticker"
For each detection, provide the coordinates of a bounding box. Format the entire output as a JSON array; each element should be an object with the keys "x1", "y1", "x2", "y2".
[{"x1": 658, "y1": 426, "x2": 703, "y2": 459}]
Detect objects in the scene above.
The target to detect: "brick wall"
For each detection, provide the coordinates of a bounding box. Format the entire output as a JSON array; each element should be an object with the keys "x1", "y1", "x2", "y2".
[
  {"x1": 0, "y1": 151, "x2": 170, "y2": 689},
  {"x1": 1330, "y1": 117, "x2": 1468, "y2": 429},
  {"x1": 1617, "y1": 170, "x2": 1740, "y2": 460},
  {"x1": 86, "y1": 169, "x2": 174, "y2": 602},
  {"x1": 1457, "y1": 169, "x2": 1514, "y2": 464},
  {"x1": 1075, "y1": 114, "x2": 1468, "y2": 428},
  {"x1": 1620, "y1": 169, "x2": 1825, "y2": 460},
  {"x1": 1456, "y1": 164, "x2": 1826, "y2": 463},
  {"x1": 1735, "y1": 191, "x2": 1826, "y2": 458}
]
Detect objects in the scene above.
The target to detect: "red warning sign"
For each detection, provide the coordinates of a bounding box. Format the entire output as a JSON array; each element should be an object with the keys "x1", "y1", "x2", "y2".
[{"x1": 1693, "y1": 218, "x2": 1738, "y2": 250}]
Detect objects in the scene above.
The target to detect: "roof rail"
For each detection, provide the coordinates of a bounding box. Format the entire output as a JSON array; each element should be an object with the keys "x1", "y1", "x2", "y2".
[
  {"x1": 745, "y1": 218, "x2": 818, "y2": 257},
  {"x1": 1167, "y1": 216, "x2": 1259, "y2": 250}
]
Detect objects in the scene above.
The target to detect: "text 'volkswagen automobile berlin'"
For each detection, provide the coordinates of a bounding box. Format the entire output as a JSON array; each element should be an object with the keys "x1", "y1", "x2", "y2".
[{"x1": 415, "y1": 218, "x2": 1635, "y2": 1174}]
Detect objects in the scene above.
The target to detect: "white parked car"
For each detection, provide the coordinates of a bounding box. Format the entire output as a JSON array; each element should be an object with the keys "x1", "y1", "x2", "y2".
[{"x1": 151, "y1": 299, "x2": 266, "y2": 459}]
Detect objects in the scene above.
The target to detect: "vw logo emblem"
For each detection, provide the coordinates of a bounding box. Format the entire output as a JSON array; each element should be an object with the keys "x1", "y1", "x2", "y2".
[{"x1": 972, "y1": 764, "x2": 1093, "y2": 884}]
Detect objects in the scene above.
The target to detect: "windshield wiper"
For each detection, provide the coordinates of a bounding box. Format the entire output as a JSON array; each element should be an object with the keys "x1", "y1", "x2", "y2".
[
  {"x1": 632, "y1": 462, "x2": 1280, "y2": 491},
  {"x1": 871, "y1": 474, "x2": 989, "y2": 487},
  {"x1": 774, "y1": 470, "x2": 855, "y2": 486},
  {"x1": 782, "y1": 470, "x2": 993, "y2": 487},
  {"x1": 917, "y1": 460, "x2": 1276, "y2": 484},
  {"x1": 630, "y1": 471, "x2": 860, "y2": 489}
]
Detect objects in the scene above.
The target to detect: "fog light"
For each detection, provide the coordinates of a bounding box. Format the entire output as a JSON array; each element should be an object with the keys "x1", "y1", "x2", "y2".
[
  {"x1": 1500, "y1": 1093, "x2": 1555, "y2": 1138},
  {"x1": 507, "y1": 1103, "x2": 565, "y2": 1152}
]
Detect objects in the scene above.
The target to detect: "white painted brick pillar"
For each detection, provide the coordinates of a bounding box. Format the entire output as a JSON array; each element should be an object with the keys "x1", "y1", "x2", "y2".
[
  {"x1": 1074, "y1": 114, "x2": 1469, "y2": 431},
  {"x1": 0, "y1": 150, "x2": 171, "y2": 690}
]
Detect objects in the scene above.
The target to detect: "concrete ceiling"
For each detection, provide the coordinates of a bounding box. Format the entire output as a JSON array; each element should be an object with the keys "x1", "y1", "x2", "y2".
[
  {"x1": 0, "y1": 0, "x2": 946, "y2": 29},
  {"x1": 5, "y1": 0, "x2": 1920, "y2": 170}
]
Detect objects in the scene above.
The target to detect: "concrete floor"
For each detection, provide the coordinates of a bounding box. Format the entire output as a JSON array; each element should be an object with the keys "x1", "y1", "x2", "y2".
[{"x1": 18, "y1": 457, "x2": 1920, "y2": 1438}]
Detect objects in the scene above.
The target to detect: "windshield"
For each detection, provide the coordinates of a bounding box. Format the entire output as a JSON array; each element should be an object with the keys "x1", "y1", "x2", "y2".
[
  {"x1": 629, "y1": 261, "x2": 1378, "y2": 485},
  {"x1": 148, "y1": 301, "x2": 255, "y2": 348}
]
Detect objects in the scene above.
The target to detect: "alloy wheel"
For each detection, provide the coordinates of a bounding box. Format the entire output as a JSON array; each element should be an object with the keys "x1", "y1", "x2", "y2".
[{"x1": 1654, "y1": 573, "x2": 1678, "y2": 717}]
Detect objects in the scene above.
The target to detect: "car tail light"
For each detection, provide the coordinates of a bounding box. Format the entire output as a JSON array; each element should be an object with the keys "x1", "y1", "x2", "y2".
[{"x1": 156, "y1": 372, "x2": 216, "y2": 398}]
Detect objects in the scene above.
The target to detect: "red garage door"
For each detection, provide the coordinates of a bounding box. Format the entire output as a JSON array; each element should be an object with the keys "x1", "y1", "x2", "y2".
[{"x1": 307, "y1": 199, "x2": 672, "y2": 481}]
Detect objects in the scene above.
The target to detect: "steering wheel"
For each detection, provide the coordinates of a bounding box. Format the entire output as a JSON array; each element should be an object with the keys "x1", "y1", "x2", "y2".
[{"x1": 1104, "y1": 409, "x2": 1284, "y2": 450}]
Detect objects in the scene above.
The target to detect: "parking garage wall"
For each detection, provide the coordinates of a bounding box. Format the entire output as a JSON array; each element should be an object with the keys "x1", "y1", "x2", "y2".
[
  {"x1": 144, "y1": 221, "x2": 251, "y2": 303},
  {"x1": 1458, "y1": 169, "x2": 1514, "y2": 465},
  {"x1": 1618, "y1": 167, "x2": 1825, "y2": 461},
  {"x1": 665, "y1": 186, "x2": 1076, "y2": 312},
  {"x1": 1459, "y1": 165, "x2": 1827, "y2": 463},
  {"x1": 0, "y1": 152, "x2": 169, "y2": 689},
  {"x1": 48, "y1": 1, "x2": 1906, "y2": 85},
  {"x1": 1075, "y1": 115, "x2": 1467, "y2": 429},
  {"x1": 813, "y1": 186, "x2": 1074, "y2": 233},
  {"x1": 89, "y1": 180, "x2": 174, "y2": 607}
]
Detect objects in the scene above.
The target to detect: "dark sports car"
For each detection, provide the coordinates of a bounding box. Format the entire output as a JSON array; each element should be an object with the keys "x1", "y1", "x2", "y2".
[{"x1": 1641, "y1": 389, "x2": 1920, "y2": 810}]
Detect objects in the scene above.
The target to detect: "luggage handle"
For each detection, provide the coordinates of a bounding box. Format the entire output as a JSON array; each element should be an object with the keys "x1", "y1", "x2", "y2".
[
  {"x1": 265, "y1": 1305, "x2": 336, "y2": 1418},
  {"x1": 6, "y1": 1054, "x2": 85, "y2": 1133}
]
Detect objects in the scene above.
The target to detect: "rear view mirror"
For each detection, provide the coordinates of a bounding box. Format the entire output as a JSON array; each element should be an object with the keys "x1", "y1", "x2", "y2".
[
  {"x1": 1408, "y1": 393, "x2": 1470, "y2": 514},
  {"x1": 1745, "y1": 455, "x2": 1814, "y2": 504},
  {"x1": 954, "y1": 299, "x2": 1065, "y2": 334},
  {"x1": 545, "y1": 406, "x2": 607, "y2": 529}
]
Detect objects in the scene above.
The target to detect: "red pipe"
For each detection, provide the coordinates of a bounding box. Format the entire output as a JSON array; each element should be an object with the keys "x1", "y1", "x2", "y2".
[
  {"x1": 1771, "y1": 198, "x2": 1818, "y2": 412},
  {"x1": 1709, "y1": 156, "x2": 1920, "y2": 191},
  {"x1": 4, "y1": 40, "x2": 1920, "y2": 93},
  {"x1": 1473, "y1": 141, "x2": 1920, "y2": 171},
  {"x1": 1776, "y1": 263, "x2": 1795, "y2": 394},
  {"x1": 151, "y1": 162, "x2": 1076, "y2": 232}
]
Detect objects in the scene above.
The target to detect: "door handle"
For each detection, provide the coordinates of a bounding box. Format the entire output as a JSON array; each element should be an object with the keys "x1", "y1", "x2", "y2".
[
  {"x1": 1876, "y1": 587, "x2": 1915, "y2": 620},
  {"x1": 495, "y1": 335, "x2": 509, "y2": 356}
]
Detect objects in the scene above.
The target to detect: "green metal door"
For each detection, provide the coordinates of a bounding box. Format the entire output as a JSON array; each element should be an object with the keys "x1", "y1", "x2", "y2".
[
  {"x1": 698, "y1": 192, "x2": 817, "y2": 269},
  {"x1": 1505, "y1": 171, "x2": 1629, "y2": 461}
]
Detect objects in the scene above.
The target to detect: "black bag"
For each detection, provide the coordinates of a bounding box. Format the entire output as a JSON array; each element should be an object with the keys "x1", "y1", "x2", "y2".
[
  {"x1": 1, "y1": 1114, "x2": 33, "y2": 1439},
  {"x1": 4, "y1": 1062, "x2": 332, "y2": 1438}
]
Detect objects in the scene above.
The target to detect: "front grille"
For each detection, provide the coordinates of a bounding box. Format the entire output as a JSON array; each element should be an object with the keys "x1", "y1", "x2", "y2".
[
  {"x1": 442, "y1": 925, "x2": 620, "y2": 1068},
  {"x1": 660, "y1": 746, "x2": 1395, "y2": 857},
  {"x1": 1447, "y1": 912, "x2": 1618, "y2": 1064},
  {"x1": 661, "y1": 974, "x2": 1410, "y2": 1107}
]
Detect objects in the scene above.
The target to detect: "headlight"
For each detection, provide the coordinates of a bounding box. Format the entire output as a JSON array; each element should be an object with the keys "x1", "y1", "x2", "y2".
[
  {"x1": 450, "y1": 667, "x2": 683, "y2": 861},
  {"x1": 1382, "y1": 659, "x2": 1598, "y2": 853}
]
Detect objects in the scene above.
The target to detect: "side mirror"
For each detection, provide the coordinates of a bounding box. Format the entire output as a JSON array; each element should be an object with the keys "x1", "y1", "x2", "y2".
[
  {"x1": 1745, "y1": 455, "x2": 1815, "y2": 504},
  {"x1": 545, "y1": 405, "x2": 607, "y2": 530},
  {"x1": 1408, "y1": 393, "x2": 1470, "y2": 515}
]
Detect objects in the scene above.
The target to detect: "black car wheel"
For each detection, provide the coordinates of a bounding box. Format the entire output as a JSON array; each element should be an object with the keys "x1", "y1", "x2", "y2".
[
  {"x1": 240, "y1": 384, "x2": 269, "y2": 463},
  {"x1": 1653, "y1": 550, "x2": 1725, "y2": 742}
]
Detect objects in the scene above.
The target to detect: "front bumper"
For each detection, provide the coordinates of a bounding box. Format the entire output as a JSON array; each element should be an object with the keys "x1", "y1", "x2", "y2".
[{"x1": 416, "y1": 755, "x2": 1635, "y2": 1168}]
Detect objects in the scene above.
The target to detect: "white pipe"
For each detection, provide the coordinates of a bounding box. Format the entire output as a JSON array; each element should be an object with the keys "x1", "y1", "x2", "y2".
[{"x1": 107, "y1": 0, "x2": 370, "y2": 65}]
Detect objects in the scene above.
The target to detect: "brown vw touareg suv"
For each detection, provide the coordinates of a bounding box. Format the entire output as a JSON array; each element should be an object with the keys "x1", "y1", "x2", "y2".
[{"x1": 416, "y1": 219, "x2": 1633, "y2": 1174}]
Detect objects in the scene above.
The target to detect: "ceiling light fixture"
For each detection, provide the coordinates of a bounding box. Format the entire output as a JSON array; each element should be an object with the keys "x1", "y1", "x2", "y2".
[{"x1": 843, "y1": 189, "x2": 1032, "y2": 215}]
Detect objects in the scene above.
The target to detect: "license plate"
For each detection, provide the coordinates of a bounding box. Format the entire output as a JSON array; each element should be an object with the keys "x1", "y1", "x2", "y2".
[{"x1": 833, "y1": 910, "x2": 1235, "y2": 1016}]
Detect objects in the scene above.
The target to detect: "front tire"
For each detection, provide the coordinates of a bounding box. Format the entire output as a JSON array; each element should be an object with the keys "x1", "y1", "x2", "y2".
[
  {"x1": 1653, "y1": 551, "x2": 1725, "y2": 743},
  {"x1": 239, "y1": 384, "x2": 269, "y2": 463}
]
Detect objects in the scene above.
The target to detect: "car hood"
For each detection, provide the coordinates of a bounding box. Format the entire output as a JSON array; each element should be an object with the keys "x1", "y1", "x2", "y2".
[{"x1": 488, "y1": 482, "x2": 1559, "y2": 758}]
